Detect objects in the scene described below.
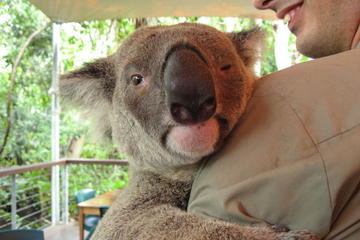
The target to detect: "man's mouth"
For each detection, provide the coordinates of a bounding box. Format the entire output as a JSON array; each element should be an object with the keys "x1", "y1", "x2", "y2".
[{"x1": 277, "y1": 2, "x2": 303, "y2": 32}]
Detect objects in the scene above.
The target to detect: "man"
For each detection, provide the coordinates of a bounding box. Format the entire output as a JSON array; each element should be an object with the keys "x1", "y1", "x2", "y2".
[
  {"x1": 188, "y1": 1, "x2": 360, "y2": 239},
  {"x1": 253, "y1": 0, "x2": 360, "y2": 57}
]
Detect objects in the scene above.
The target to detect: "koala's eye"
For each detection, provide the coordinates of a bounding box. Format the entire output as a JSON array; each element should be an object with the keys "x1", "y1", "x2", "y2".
[
  {"x1": 130, "y1": 74, "x2": 144, "y2": 85},
  {"x1": 220, "y1": 64, "x2": 232, "y2": 71}
]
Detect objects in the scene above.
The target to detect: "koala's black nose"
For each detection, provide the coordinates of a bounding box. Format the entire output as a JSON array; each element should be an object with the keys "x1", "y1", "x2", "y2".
[{"x1": 164, "y1": 47, "x2": 216, "y2": 125}]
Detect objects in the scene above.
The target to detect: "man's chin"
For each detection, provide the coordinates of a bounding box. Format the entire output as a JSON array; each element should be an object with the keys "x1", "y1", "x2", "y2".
[{"x1": 295, "y1": 34, "x2": 320, "y2": 58}]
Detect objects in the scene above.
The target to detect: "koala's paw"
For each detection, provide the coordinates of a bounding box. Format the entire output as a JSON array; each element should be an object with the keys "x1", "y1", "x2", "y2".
[
  {"x1": 276, "y1": 229, "x2": 320, "y2": 240},
  {"x1": 271, "y1": 224, "x2": 290, "y2": 233}
]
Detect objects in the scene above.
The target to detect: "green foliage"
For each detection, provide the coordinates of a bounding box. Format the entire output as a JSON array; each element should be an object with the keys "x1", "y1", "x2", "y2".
[
  {"x1": 258, "y1": 20, "x2": 278, "y2": 75},
  {"x1": 0, "y1": 0, "x2": 52, "y2": 167}
]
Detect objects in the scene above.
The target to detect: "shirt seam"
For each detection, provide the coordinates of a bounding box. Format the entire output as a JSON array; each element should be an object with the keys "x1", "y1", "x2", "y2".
[
  {"x1": 317, "y1": 122, "x2": 360, "y2": 145},
  {"x1": 271, "y1": 88, "x2": 334, "y2": 210}
]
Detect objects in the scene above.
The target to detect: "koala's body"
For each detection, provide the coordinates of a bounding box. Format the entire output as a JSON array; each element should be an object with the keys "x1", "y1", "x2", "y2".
[{"x1": 61, "y1": 23, "x2": 318, "y2": 240}]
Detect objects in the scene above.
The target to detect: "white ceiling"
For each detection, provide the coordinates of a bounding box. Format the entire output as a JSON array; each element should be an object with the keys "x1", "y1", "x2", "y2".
[{"x1": 29, "y1": 0, "x2": 275, "y2": 23}]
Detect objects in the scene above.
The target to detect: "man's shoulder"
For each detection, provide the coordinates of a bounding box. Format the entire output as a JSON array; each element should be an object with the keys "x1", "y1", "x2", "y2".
[
  {"x1": 253, "y1": 48, "x2": 360, "y2": 144},
  {"x1": 188, "y1": 49, "x2": 360, "y2": 238},
  {"x1": 257, "y1": 48, "x2": 360, "y2": 96}
]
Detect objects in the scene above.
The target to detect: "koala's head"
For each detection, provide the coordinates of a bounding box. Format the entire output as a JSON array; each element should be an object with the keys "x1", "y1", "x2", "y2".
[{"x1": 61, "y1": 23, "x2": 262, "y2": 174}]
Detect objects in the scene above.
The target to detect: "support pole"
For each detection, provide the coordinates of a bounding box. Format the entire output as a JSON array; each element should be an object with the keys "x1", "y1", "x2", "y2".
[
  {"x1": 274, "y1": 20, "x2": 291, "y2": 70},
  {"x1": 62, "y1": 164, "x2": 69, "y2": 224},
  {"x1": 11, "y1": 175, "x2": 17, "y2": 229},
  {"x1": 254, "y1": 18, "x2": 263, "y2": 76},
  {"x1": 50, "y1": 22, "x2": 61, "y2": 225}
]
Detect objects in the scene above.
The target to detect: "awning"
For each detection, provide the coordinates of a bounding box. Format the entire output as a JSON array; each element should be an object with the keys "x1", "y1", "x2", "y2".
[{"x1": 29, "y1": 0, "x2": 275, "y2": 23}]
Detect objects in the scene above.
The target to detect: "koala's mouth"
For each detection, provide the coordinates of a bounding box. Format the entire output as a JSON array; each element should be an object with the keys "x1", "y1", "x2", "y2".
[{"x1": 164, "y1": 117, "x2": 221, "y2": 163}]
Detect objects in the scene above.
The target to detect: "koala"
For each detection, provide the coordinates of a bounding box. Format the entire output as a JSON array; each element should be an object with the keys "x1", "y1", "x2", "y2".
[{"x1": 61, "y1": 23, "x2": 319, "y2": 240}]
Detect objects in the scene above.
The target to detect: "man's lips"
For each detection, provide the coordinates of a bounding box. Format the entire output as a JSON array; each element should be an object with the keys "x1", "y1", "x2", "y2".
[{"x1": 276, "y1": 2, "x2": 303, "y2": 19}]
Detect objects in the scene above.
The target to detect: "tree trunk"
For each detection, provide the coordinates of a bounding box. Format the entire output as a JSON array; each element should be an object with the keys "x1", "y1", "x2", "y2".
[
  {"x1": 0, "y1": 22, "x2": 51, "y2": 156},
  {"x1": 66, "y1": 136, "x2": 84, "y2": 158}
]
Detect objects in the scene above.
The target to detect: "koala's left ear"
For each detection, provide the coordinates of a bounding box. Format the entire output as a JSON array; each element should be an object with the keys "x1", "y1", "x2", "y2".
[{"x1": 227, "y1": 28, "x2": 264, "y2": 68}]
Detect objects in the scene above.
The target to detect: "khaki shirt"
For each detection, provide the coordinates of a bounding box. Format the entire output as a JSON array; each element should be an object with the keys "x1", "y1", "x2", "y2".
[{"x1": 188, "y1": 49, "x2": 360, "y2": 239}]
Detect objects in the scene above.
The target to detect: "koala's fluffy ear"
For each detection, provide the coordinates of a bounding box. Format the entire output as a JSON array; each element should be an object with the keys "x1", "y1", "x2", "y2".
[
  {"x1": 227, "y1": 28, "x2": 264, "y2": 68},
  {"x1": 60, "y1": 56, "x2": 116, "y2": 139},
  {"x1": 60, "y1": 56, "x2": 116, "y2": 109}
]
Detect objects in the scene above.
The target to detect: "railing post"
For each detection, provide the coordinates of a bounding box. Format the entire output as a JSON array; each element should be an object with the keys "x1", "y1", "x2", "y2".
[
  {"x1": 62, "y1": 164, "x2": 69, "y2": 224},
  {"x1": 254, "y1": 18, "x2": 263, "y2": 76},
  {"x1": 11, "y1": 175, "x2": 17, "y2": 229},
  {"x1": 50, "y1": 22, "x2": 61, "y2": 225}
]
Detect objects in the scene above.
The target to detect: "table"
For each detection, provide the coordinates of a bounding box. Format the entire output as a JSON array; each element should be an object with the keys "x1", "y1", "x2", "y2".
[{"x1": 78, "y1": 190, "x2": 120, "y2": 240}]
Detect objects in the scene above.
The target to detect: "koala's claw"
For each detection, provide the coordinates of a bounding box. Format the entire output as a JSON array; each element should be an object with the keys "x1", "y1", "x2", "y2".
[
  {"x1": 271, "y1": 224, "x2": 290, "y2": 233},
  {"x1": 276, "y1": 229, "x2": 321, "y2": 240}
]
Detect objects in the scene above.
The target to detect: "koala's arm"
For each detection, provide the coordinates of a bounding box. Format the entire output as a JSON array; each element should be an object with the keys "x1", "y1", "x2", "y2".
[
  {"x1": 91, "y1": 171, "x2": 319, "y2": 240},
  {"x1": 102, "y1": 204, "x2": 321, "y2": 240}
]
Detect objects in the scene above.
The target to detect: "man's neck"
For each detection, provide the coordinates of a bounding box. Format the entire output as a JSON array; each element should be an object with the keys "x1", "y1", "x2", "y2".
[{"x1": 351, "y1": 23, "x2": 360, "y2": 49}]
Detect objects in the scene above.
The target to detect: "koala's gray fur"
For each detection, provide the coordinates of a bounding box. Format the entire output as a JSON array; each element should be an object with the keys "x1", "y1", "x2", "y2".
[{"x1": 61, "y1": 23, "x2": 319, "y2": 240}]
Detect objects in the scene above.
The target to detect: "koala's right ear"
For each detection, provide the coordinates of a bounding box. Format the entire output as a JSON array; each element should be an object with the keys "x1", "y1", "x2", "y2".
[
  {"x1": 60, "y1": 56, "x2": 116, "y2": 110},
  {"x1": 60, "y1": 56, "x2": 116, "y2": 140}
]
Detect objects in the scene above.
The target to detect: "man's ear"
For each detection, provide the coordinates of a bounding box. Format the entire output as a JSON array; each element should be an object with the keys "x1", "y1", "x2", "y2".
[
  {"x1": 60, "y1": 55, "x2": 116, "y2": 140},
  {"x1": 227, "y1": 28, "x2": 264, "y2": 68}
]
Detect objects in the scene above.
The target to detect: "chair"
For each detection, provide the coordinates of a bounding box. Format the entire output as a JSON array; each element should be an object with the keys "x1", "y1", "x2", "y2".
[
  {"x1": 75, "y1": 189, "x2": 100, "y2": 233},
  {"x1": 85, "y1": 206, "x2": 109, "y2": 240},
  {"x1": 0, "y1": 229, "x2": 44, "y2": 240}
]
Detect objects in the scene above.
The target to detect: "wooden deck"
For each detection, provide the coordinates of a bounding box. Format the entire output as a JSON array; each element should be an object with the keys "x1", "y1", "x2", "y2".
[{"x1": 44, "y1": 222, "x2": 90, "y2": 240}]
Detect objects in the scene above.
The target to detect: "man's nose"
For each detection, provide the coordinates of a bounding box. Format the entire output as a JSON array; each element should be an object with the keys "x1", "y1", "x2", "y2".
[{"x1": 253, "y1": 0, "x2": 273, "y2": 9}]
